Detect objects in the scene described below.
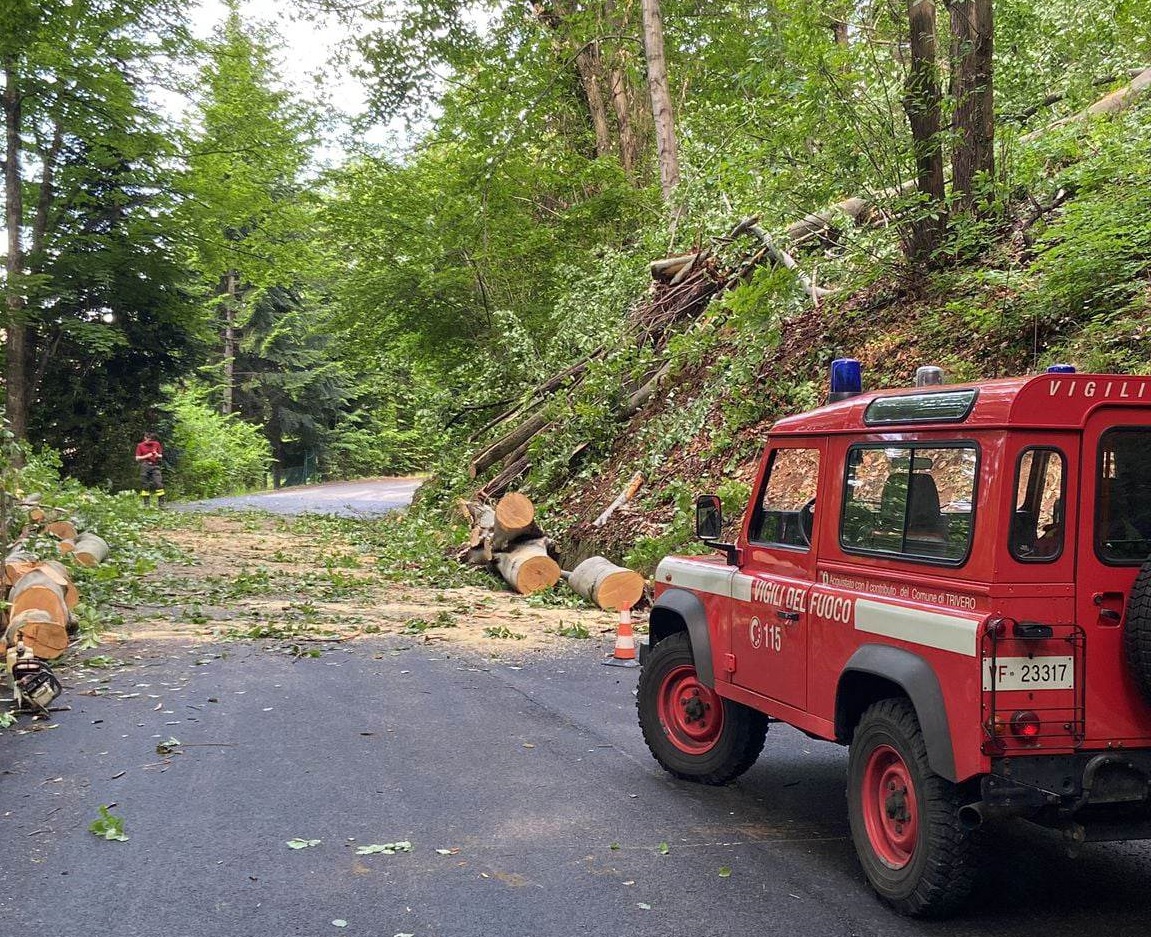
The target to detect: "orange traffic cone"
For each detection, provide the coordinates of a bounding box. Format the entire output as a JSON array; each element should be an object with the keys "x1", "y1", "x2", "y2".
[{"x1": 603, "y1": 608, "x2": 639, "y2": 668}]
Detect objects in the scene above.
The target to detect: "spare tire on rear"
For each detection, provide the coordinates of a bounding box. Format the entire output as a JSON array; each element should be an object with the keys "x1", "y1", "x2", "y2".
[{"x1": 1123, "y1": 557, "x2": 1151, "y2": 702}]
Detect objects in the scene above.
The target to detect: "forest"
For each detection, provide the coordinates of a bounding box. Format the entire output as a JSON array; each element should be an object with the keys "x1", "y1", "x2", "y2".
[{"x1": 2, "y1": 0, "x2": 1150, "y2": 561}]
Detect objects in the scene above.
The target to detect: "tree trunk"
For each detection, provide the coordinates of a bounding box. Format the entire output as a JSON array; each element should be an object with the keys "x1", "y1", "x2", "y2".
[
  {"x1": 469, "y1": 411, "x2": 550, "y2": 478},
  {"x1": 495, "y1": 538, "x2": 561, "y2": 595},
  {"x1": 903, "y1": 0, "x2": 946, "y2": 262},
  {"x1": 4, "y1": 57, "x2": 28, "y2": 442},
  {"x1": 947, "y1": 0, "x2": 994, "y2": 215},
  {"x1": 640, "y1": 0, "x2": 680, "y2": 203},
  {"x1": 222, "y1": 269, "x2": 237, "y2": 414},
  {"x1": 5, "y1": 609, "x2": 68, "y2": 659},
  {"x1": 575, "y1": 41, "x2": 612, "y2": 158},
  {"x1": 564, "y1": 555, "x2": 645, "y2": 610},
  {"x1": 72, "y1": 532, "x2": 110, "y2": 567},
  {"x1": 8, "y1": 568, "x2": 69, "y2": 629},
  {"x1": 36, "y1": 558, "x2": 79, "y2": 609}
]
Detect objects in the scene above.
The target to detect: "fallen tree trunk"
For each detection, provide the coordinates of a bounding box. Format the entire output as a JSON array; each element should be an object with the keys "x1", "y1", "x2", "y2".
[
  {"x1": 495, "y1": 538, "x2": 562, "y2": 595},
  {"x1": 9, "y1": 569, "x2": 69, "y2": 628},
  {"x1": 564, "y1": 556, "x2": 646, "y2": 610},
  {"x1": 5, "y1": 608, "x2": 69, "y2": 659},
  {"x1": 72, "y1": 533, "x2": 110, "y2": 567},
  {"x1": 477, "y1": 456, "x2": 530, "y2": 501},
  {"x1": 469, "y1": 412, "x2": 550, "y2": 478}
]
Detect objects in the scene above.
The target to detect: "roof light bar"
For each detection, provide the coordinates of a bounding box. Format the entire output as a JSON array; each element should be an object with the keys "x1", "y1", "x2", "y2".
[
  {"x1": 915, "y1": 366, "x2": 946, "y2": 387},
  {"x1": 1046, "y1": 364, "x2": 1076, "y2": 373}
]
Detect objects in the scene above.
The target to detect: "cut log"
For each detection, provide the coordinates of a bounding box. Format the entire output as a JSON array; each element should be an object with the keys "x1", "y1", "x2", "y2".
[
  {"x1": 5, "y1": 547, "x2": 39, "y2": 585},
  {"x1": 45, "y1": 519, "x2": 78, "y2": 541},
  {"x1": 594, "y1": 472, "x2": 645, "y2": 527},
  {"x1": 469, "y1": 412, "x2": 550, "y2": 478},
  {"x1": 5, "y1": 608, "x2": 69, "y2": 660},
  {"x1": 495, "y1": 538, "x2": 562, "y2": 595},
  {"x1": 57, "y1": 538, "x2": 76, "y2": 555},
  {"x1": 564, "y1": 556, "x2": 646, "y2": 610},
  {"x1": 37, "y1": 559, "x2": 79, "y2": 609},
  {"x1": 493, "y1": 491, "x2": 535, "y2": 535},
  {"x1": 72, "y1": 533, "x2": 110, "y2": 567},
  {"x1": 8, "y1": 569, "x2": 69, "y2": 629}
]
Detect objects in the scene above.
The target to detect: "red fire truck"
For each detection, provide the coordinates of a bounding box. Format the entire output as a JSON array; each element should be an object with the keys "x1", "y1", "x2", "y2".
[{"x1": 637, "y1": 362, "x2": 1151, "y2": 917}]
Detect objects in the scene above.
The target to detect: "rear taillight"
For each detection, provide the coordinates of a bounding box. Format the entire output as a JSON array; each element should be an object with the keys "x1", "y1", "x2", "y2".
[{"x1": 1010, "y1": 710, "x2": 1041, "y2": 741}]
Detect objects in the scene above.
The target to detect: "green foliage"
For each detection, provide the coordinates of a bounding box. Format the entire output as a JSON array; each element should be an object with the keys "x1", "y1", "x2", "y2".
[
  {"x1": 89, "y1": 806, "x2": 128, "y2": 842},
  {"x1": 165, "y1": 385, "x2": 272, "y2": 499}
]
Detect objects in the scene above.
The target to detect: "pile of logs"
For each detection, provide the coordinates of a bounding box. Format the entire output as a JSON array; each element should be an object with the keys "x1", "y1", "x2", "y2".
[
  {"x1": 1, "y1": 499, "x2": 111, "y2": 663},
  {"x1": 459, "y1": 492, "x2": 645, "y2": 609}
]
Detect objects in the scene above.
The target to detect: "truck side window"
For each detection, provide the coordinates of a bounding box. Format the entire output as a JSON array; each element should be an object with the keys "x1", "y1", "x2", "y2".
[
  {"x1": 1010, "y1": 448, "x2": 1065, "y2": 562},
  {"x1": 841, "y1": 444, "x2": 977, "y2": 563},
  {"x1": 1097, "y1": 428, "x2": 1151, "y2": 563},
  {"x1": 754, "y1": 448, "x2": 820, "y2": 548}
]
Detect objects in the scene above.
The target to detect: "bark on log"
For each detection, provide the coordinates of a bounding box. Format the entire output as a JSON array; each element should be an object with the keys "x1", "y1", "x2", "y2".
[
  {"x1": 5, "y1": 547, "x2": 38, "y2": 584},
  {"x1": 45, "y1": 519, "x2": 78, "y2": 541},
  {"x1": 9, "y1": 568, "x2": 69, "y2": 627},
  {"x1": 37, "y1": 559, "x2": 79, "y2": 609},
  {"x1": 564, "y1": 556, "x2": 646, "y2": 610},
  {"x1": 477, "y1": 457, "x2": 530, "y2": 501},
  {"x1": 72, "y1": 533, "x2": 110, "y2": 567},
  {"x1": 495, "y1": 538, "x2": 562, "y2": 595},
  {"x1": 5, "y1": 608, "x2": 68, "y2": 660},
  {"x1": 469, "y1": 412, "x2": 550, "y2": 478}
]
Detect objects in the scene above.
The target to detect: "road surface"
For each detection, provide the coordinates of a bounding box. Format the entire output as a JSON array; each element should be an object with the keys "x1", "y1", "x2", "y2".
[
  {"x1": 5, "y1": 637, "x2": 1151, "y2": 937},
  {"x1": 178, "y1": 476, "x2": 422, "y2": 517}
]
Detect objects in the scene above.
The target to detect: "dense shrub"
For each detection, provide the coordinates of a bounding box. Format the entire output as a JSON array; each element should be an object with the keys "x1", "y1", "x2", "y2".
[{"x1": 164, "y1": 386, "x2": 272, "y2": 499}]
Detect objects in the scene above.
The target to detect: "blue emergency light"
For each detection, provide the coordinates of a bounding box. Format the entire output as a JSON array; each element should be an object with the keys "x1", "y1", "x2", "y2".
[
  {"x1": 829, "y1": 358, "x2": 863, "y2": 403},
  {"x1": 1046, "y1": 364, "x2": 1076, "y2": 373}
]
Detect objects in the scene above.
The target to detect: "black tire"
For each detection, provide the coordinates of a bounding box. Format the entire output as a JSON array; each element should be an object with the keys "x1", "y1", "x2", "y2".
[
  {"x1": 847, "y1": 698, "x2": 980, "y2": 918},
  {"x1": 636, "y1": 632, "x2": 767, "y2": 785},
  {"x1": 1123, "y1": 557, "x2": 1151, "y2": 703}
]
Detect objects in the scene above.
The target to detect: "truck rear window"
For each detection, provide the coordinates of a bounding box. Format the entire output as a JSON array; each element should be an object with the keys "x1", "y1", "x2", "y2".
[
  {"x1": 840, "y1": 444, "x2": 977, "y2": 564},
  {"x1": 1097, "y1": 428, "x2": 1151, "y2": 564}
]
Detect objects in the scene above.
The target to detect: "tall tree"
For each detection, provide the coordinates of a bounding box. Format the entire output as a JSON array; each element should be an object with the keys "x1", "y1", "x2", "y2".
[
  {"x1": 903, "y1": 0, "x2": 946, "y2": 261},
  {"x1": 177, "y1": 4, "x2": 318, "y2": 415},
  {"x1": 640, "y1": 0, "x2": 680, "y2": 204},
  {"x1": 1, "y1": 0, "x2": 193, "y2": 444},
  {"x1": 946, "y1": 0, "x2": 994, "y2": 214}
]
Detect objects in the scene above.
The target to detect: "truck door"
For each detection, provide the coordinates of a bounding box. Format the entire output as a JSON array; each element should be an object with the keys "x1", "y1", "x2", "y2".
[
  {"x1": 731, "y1": 442, "x2": 823, "y2": 711},
  {"x1": 1078, "y1": 409, "x2": 1151, "y2": 742}
]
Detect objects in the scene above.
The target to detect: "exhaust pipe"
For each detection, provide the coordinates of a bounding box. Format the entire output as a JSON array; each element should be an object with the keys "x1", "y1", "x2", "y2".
[{"x1": 959, "y1": 802, "x2": 985, "y2": 830}]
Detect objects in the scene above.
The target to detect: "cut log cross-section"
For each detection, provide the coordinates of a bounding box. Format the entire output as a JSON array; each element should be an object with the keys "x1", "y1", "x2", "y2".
[
  {"x1": 5, "y1": 609, "x2": 69, "y2": 660},
  {"x1": 565, "y1": 556, "x2": 646, "y2": 610},
  {"x1": 495, "y1": 538, "x2": 562, "y2": 595},
  {"x1": 72, "y1": 533, "x2": 110, "y2": 567},
  {"x1": 45, "y1": 519, "x2": 79, "y2": 541},
  {"x1": 491, "y1": 492, "x2": 543, "y2": 551},
  {"x1": 9, "y1": 568, "x2": 69, "y2": 629},
  {"x1": 5, "y1": 547, "x2": 39, "y2": 585}
]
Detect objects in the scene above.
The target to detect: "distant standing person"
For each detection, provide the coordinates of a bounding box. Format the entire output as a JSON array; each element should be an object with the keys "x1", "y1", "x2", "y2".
[{"x1": 135, "y1": 431, "x2": 165, "y2": 507}]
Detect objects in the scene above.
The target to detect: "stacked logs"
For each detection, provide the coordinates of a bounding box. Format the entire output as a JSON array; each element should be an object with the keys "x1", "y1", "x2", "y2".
[
  {"x1": 459, "y1": 492, "x2": 646, "y2": 609},
  {"x1": 1, "y1": 501, "x2": 111, "y2": 661}
]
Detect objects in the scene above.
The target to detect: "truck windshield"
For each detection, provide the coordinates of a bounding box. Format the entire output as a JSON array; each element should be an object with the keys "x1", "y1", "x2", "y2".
[{"x1": 1097, "y1": 428, "x2": 1151, "y2": 564}]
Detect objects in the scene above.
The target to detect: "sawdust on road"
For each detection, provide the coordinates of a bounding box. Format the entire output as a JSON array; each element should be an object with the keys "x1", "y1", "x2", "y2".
[{"x1": 106, "y1": 513, "x2": 626, "y2": 658}]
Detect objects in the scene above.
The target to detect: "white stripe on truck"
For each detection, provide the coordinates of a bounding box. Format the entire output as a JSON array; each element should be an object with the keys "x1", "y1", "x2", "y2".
[{"x1": 854, "y1": 598, "x2": 978, "y2": 657}]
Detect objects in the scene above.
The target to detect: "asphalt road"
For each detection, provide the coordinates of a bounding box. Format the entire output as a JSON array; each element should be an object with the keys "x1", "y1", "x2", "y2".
[
  {"x1": 178, "y1": 477, "x2": 423, "y2": 517},
  {"x1": 6, "y1": 637, "x2": 1151, "y2": 936}
]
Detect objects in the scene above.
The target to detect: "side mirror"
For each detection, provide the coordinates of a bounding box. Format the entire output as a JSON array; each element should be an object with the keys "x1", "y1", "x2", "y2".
[{"x1": 695, "y1": 494, "x2": 723, "y2": 541}]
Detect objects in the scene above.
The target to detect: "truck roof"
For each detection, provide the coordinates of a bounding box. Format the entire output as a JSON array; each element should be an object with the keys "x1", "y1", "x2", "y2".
[{"x1": 771, "y1": 372, "x2": 1151, "y2": 435}]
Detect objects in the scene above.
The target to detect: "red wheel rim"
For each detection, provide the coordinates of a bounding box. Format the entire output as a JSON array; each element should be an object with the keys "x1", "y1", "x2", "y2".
[
  {"x1": 657, "y1": 664, "x2": 724, "y2": 754},
  {"x1": 860, "y1": 744, "x2": 918, "y2": 869}
]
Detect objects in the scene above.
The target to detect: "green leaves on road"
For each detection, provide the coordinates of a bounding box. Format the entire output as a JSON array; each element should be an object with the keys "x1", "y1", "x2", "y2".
[{"x1": 89, "y1": 806, "x2": 128, "y2": 842}]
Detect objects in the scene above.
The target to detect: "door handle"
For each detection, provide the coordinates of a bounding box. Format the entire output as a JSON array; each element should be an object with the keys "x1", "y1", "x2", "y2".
[{"x1": 776, "y1": 610, "x2": 800, "y2": 622}]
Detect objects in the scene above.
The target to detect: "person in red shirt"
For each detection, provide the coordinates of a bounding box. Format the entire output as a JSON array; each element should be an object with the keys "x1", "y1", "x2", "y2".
[{"x1": 134, "y1": 431, "x2": 165, "y2": 507}]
